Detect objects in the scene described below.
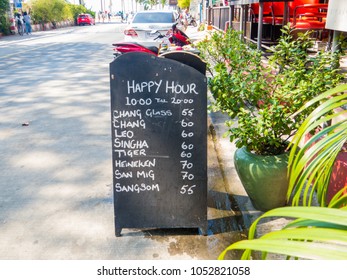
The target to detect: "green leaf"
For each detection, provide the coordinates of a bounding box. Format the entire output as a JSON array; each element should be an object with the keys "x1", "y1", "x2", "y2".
[
  {"x1": 219, "y1": 207, "x2": 347, "y2": 260},
  {"x1": 288, "y1": 84, "x2": 347, "y2": 206},
  {"x1": 220, "y1": 239, "x2": 347, "y2": 260}
]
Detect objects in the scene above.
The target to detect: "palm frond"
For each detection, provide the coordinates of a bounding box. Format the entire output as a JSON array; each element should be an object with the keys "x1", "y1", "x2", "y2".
[
  {"x1": 288, "y1": 83, "x2": 347, "y2": 206},
  {"x1": 219, "y1": 206, "x2": 347, "y2": 260}
]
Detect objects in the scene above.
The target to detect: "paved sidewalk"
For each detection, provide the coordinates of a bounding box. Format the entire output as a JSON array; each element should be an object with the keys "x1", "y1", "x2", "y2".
[
  {"x1": 0, "y1": 24, "x2": 249, "y2": 260},
  {"x1": 1, "y1": 24, "x2": 344, "y2": 260},
  {"x1": 0, "y1": 27, "x2": 76, "y2": 45}
]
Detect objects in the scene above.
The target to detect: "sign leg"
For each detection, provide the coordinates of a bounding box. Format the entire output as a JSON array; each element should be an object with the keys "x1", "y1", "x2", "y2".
[
  {"x1": 115, "y1": 218, "x2": 122, "y2": 237},
  {"x1": 198, "y1": 221, "x2": 209, "y2": 236}
]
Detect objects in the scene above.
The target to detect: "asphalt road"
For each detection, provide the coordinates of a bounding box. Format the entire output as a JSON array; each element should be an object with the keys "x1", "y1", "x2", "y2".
[
  {"x1": 0, "y1": 23, "x2": 245, "y2": 260},
  {"x1": 0, "y1": 23, "x2": 123, "y2": 259}
]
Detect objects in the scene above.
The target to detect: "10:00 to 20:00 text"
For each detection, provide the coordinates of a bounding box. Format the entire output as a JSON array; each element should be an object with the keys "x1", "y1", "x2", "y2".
[
  {"x1": 190, "y1": 266, "x2": 250, "y2": 276},
  {"x1": 124, "y1": 97, "x2": 194, "y2": 106}
]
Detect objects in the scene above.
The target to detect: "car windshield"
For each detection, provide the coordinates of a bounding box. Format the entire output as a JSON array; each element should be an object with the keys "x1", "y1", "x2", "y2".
[{"x1": 132, "y1": 12, "x2": 175, "y2": 24}]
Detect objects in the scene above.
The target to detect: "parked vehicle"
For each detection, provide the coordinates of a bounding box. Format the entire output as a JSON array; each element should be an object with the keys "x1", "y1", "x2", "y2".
[
  {"x1": 186, "y1": 14, "x2": 197, "y2": 27},
  {"x1": 123, "y1": 10, "x2": 182, "y2": 47},
  {"x1": 113, "y1": 23, "x2": 192, "y2": 58},
  {"x1": 77, "y1": 14, "x2": 95, "y2": 26}
]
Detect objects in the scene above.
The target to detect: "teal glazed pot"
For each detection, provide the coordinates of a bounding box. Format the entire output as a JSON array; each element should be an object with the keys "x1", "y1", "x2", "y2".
[{"x1": 234, "y1": 147, "x2": 289, "y2": 212}]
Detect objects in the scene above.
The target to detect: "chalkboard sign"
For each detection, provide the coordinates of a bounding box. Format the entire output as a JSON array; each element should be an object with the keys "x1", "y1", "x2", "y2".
[
  {"x1": 110, "y1": 52, "x2": 207, "y2": 236},
  {"x1": 160, "y1": 51, "x2": 206, "y2": 75}
]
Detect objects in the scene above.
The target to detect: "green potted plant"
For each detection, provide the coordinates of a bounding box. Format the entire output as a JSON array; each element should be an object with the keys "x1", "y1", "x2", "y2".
[
  {"x1": 196, "y1": 24, "x2": 344, "y2": 211},
  {"x1": 218, "y1": 84, "x2": 347, "y2": 260}
]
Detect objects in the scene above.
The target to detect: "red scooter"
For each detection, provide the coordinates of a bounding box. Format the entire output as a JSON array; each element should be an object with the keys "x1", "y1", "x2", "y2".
[{"x1": 112, "y1": 23, "x2": 191, "y2": 58}]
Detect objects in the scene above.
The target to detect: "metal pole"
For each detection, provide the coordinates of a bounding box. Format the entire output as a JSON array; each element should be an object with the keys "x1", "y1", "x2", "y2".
[
  {"x1": 332, "y1": 30, "x2": 341, "y2": 53},
  {"x1": 229, "y1": 4, "x2": 234, "y2": 25},
  {"x1": 200, "y1": 1, "x2": 202, "y2": 23},
  {"x1": 240, "y1": 5, "x2": 245, "y2": 39},
  {"x1": 283, "y1": 2, "x2": 288, "y2": 25},
  {"x1": 240, "y1": 5, "x2": 245, "y2": 31},
  {"x1": 257, "y1": 2, "x2": 263, "y2": 50}
]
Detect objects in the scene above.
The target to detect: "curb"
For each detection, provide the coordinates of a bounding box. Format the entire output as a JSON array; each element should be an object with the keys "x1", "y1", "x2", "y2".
[{"x1": 208, "y1": 110, "x2": 262, "y2": 230}]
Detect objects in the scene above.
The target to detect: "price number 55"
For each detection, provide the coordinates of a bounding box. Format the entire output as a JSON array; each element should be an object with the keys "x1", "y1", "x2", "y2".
[{"x1": 180, "y1": 184, "x2": 196, "y2": 195}]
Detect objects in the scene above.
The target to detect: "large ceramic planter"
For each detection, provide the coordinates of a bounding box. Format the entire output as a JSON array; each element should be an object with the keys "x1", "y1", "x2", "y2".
[{"x1": 234, "y1": 147, "x2": 289, "y2": 211}]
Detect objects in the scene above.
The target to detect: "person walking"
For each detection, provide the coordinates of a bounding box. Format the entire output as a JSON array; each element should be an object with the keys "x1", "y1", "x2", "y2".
[
  {"x1": 98, "y1": 11, "x2": 101, "y2": 22},
  {"x1": 23, "y1": 11, "x2": 32, "y2": 34},
  {"x1": 15, "y1": 12, "x2": 24, "y2": 35},
  {"x1": 181, "y1": 9, "x2": 189, "y2": 30}
]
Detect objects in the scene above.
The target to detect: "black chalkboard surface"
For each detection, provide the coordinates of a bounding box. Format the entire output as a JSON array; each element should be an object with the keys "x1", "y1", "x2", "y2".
[
  {"x1": 160, "y1": 51, "x2": 206, "y2": 75},
  {"x1": 110, "y1": 52, "x2": 207, "y2": 236}
]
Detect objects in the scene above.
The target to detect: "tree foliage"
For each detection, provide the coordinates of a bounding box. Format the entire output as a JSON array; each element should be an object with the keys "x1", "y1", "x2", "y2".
[
  {"x1": 68, "y1": 3, "x2": 89, "y2": 22},
  {"x1": 178, "y1": 0, "x2": 190, "y2": 9},
  {"x1": 0, "y1": 0, "x2": 9, "y2": 12},
  {"x1": 196, "y1": 25, "x2": 343, "y2": 155},
  {"x1": 137, "y1": 0, "x2": 157, "y2": 10},
  {"x1": 0, "y1": 0, "x2": 10, "y2": 35},
  {"x1": 135, "y1": 0, "x2": 185, "y2": 9},
  {"x1": 29, "y1": 0, "x2": 72, "y2": 24},
  {"x1": 26, "y1": 0, "x2": 94, "y2": 24},
  {"x1": 160, "y1": 0, "x2": 167, "y2": 8}
]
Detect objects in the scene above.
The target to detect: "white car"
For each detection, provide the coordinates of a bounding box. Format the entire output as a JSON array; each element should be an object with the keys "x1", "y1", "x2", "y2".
[{"x1": 123, "y1": 10, "x2": 181, "y2": 47}]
